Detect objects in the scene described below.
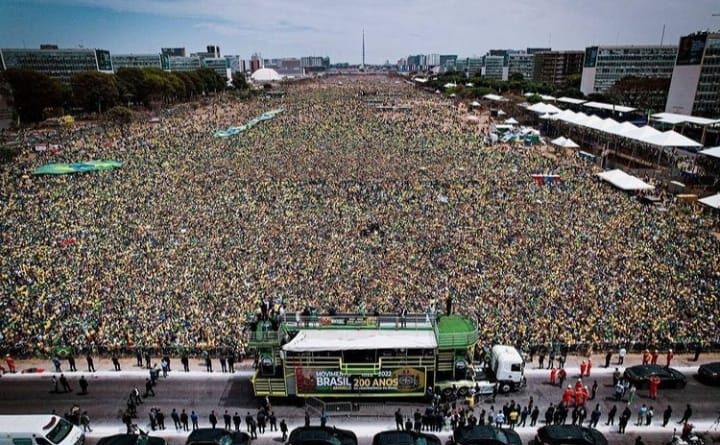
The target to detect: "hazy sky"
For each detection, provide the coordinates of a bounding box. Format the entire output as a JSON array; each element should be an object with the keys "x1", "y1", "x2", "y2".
[{"x1": 1, "y1": 0, "x2": 718, "y2": 63}]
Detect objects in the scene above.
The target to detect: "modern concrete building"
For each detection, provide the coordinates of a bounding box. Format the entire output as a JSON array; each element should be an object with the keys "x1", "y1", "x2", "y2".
[
  {"x1": 161, "y1": 47, "x2": 186, "y2": 57},
  {"x1": 202, "y1": 58, "x2": 229, "y2": 80},
  {"x1": 483, "y1": 55, "x2": 507, "y2": 80},
  {"x1": 167, "y1": 56, "x2": 202, "y2": 72},
  {"x1": 580, "y1": 45, "x2": 678, "y2": 95},
  {"x1": 0, "y1": 46, "x2": 113, "y2": 83},
  {"x1": 665, "y1": 31, "x2": 720, "y2": 117},
  {"x1": 508, "y1": 53, "x2": 535, "y2": 80},
  {"x1": 533, "y1": 51, "x2": 584, "y2": 85},
  {"x1": 111, "y1": 54, "x2": 163, "y2": 71}
]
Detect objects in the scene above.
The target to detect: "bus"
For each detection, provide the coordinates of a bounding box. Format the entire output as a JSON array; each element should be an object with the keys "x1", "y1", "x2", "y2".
[{"x1": 246, "y1": 313, "x2": 479, "y2": 398}]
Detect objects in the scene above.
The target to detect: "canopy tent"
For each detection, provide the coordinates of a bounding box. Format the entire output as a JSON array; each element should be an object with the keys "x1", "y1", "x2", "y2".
[
  {"x1": 557, "y1": 97, "x2": 587, "y2": 105},
  {"x1": 504, "y1": 117, "x2": 519, "y2": 125},
  {"x1": 497, "y1": 109, "x2": 507, "y2": 116},
  {"x1": 34, "y1": 160, "x2": 122, "y2": 175},
  {"x1": 651, "y1": 112, "x2": 720, "y2": 126},
  {"x1": 551, "y1": 136, "x2": 579, "y2": 148},
  {"x1": 594, "y1": 118, "x2": 621, "y2": 133},
  {"x1": 622, "y1": 125, "x2": 663, "y2": 143},
  {"x1": 609, "y1": 121, "x2": 638, "y2": 137},
  {"x1": 642, "y1": 130, "x2": 703, "y2": 148},
  {"x1": 700, "y1": 146, "x2": 720, "y2": 160},
  {"x1": 282, "y1": 329, "x2": 437, "y2": 352},
  {"x1": 470, "y1": 101, "x2": 481, "y2": 107},
  {"x1": 597, "y1": 169, "x2": 654, "y2": 191},
  {"x1": 526, "y1": 102, "x2": 561, "y2": 114},
  {"x1": 699, "y1": 193, "x2": 720, "y2": 209},
  {"x1": 550, "y1": 136, "x2": 568, "y2": 146},
  {"x1": 482, "y1": 94, "x2": 508, "y2": 102},
  {"x1": 583, "y1": 101, "x2": 637, "y2": 113},
  {"x1": 539, "y1": 113, "x2": 553, "y2": 120},
  {"x1": 413, "y1": 77, "x2": 429, "y2": 83},
  {"x1": 583, "y1": 115, "x2": 606, "y2": 130}
]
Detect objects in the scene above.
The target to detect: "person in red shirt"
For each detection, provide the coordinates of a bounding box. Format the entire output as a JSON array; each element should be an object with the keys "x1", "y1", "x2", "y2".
[
  {"x1": 574, "y1": 378, "x2": 584, "y2": 392},
  {"x1": 651, "y1": 349, "x2": 659, "y2": 365},
  {"x1": 666, "y1": 349, "x2": 674, "y2": 368},
  {"x1": 575, "y1": 385, "x2": 588, "y2": 406},
  {"x1": 580, "y1": 361, "x2": 587, "y2": 378},
  {"x1": 642, "y1": 350, "x2": 651, "y2": 365},
  {"x1": 557, "y1": 368, "x2": 567, "y2": 387},
  {"x1": 586, "y1": 359, "x2": 592, "y2": 377},
  {"x1": 562, "y1": 386, "x2": 574, "y2": 407},
  {"x1": 5, "y1": 355, "x2": 16, "y2": 373},
  {"x1": 550, "y1": 367, "x2": 557, "y2": 386},
  {"x1": 649, "y1": 375, "x2": 660, "y2": 400}
]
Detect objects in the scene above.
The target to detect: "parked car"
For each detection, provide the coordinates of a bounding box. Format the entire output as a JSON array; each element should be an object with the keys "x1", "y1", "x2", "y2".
[
  {"x1": 623, "y1": 365, "x2": 687, "y2": 389},
  {"x1": 288, "y1": 426, "x2": 357, "y2": 445},
  {"x1": 373, "y1": 430, "x2": 441, "y2": 445},
  {"x1": 531, "y1": 425, "x2": 607, "y2": 445},
  {"x1": 186, "y1": 429, "x2": 250, "y2": 445},
  {"x1": 98, "y1": 434, "x2": 166, "y2": 445},
  {"x1": 453, "y1": 425, "x2": 522, "y2": 445},
  {"x1": 697, "y1": 362, "x2": 720, "y2": 385}
]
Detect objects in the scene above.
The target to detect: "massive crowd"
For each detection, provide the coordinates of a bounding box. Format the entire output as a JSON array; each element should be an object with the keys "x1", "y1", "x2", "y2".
[{"x1": 0, "y1": 76, "x2": 718, "y2": 356}]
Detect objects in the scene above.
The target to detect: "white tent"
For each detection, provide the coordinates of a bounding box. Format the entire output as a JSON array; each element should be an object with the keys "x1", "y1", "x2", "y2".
[
  {"x1": 505, "y1": 117, "x2": 519, "y2": 125},
  {"x1": 470, "y1": 101, "x2": 481, "y2": 107},
  {"x1": 497, "y1": 109, "x2": 507, "y2": 116},
  {"x1": 583, "y1": 115, "x2": 606, "y2": 130},
  {"x1": 700, "y1": 146, "x2": 720, "y2": 159},
  {"x1": 250, "y1": 68, "x2": 282, "y2": 82},
  {"x1": 483, "y1": 94, "x2": 507, "y2": 102},
  {"x1": 539, "y1": 113, "x2": 553, "y2": 120},
  {"x1": 444, "y1": 82, "x2": 457, "y2": 89},
  {"x1": 642, "y1": 130, "x2": 703, "y2": 148},
  {"x1": 595, "y1": 118, "x2": 621, "y2": 133},
  {"x1": 560, "y1": 138, "x2": 580, "y2": 148},
  {"x1": 550, "y1": 136, "x2": 568, "y2": 146},
  {"x1": 623, "y1": 125, "x2": 663, "y2": 143},
  {"x1": 527, "y1": 102, "x2": 561, "y2": 114},
  {"x1": 699, "y1": 193, "x2": 720, "y2": 209},
  {"x1": 597, "y1": 169, "x2": 655, "y2": 191},
  {"x1": 609, "y1": 121, "x2": 638, "y2": 137}
]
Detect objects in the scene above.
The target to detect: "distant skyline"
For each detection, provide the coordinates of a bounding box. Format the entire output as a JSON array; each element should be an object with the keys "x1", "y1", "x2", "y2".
[{"x1": 1, "y1": 0, "x2": 719, "y2": 64}]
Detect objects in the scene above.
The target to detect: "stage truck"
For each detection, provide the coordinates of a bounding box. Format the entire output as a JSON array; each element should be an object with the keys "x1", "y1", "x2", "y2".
[{"x1": 247, "y1": 313, "x2": 484, "y2": 398}]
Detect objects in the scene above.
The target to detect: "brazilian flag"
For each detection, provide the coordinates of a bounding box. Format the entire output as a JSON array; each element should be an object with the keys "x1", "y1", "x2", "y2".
[{"x1": 54, "y1": 346, "x2": 73, "y2": 358}]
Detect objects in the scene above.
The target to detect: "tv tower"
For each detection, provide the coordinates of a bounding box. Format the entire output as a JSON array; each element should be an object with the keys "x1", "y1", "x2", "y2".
[{"x1": 361, "y1": 28, "x2": 365, "y2": 70}]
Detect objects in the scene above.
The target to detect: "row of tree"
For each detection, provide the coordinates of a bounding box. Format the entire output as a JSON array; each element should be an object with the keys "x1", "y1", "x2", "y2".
[
  {"x1": 0, "y1": 67, "x2": 249, "y2": 123},
  {"x1": 424, "y1": 71, "x2": 669, "y2": 113}
]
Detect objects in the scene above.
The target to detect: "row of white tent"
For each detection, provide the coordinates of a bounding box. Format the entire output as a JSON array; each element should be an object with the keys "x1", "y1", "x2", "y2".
[{"x1": 537, "y1": 107, "x2": 703, "y2": 149}]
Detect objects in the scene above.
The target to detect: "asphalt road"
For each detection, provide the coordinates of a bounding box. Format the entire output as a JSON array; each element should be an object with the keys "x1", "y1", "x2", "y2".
[{"x1": 1, "y1": 367, "x2": 719, "y2": 445}]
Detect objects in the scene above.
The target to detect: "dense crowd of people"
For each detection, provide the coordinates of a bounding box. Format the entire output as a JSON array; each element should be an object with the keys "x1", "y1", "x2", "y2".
[{"x1": 0, "y1": 76, "x2": 718, "y2": 357}]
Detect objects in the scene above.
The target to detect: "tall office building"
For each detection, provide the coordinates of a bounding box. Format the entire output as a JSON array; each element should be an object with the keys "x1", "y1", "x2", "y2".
[
  {"x1": 533, "y1": 51, "x2": 584, "y2": 85},
  {"x1": 250, "y1": 54, "x2": 263, "y2": 73},
  {"x1": 426, "y1": 53, "x2": 441, "y2": 67},
  {"x1": 665, "y1": 31, "x2": 720, "y2": 117},
  {"x1": 508, "y1": 53, "x2": 535, "y2": 80},
  {"x1": 580, "y1": 45, "x2": 678, "y2": 95},
  {"x1": 166, "y1": 56, "x2": 202, "y2": 72},
  {"x1": 0, "y1": 46, "x2": 112, "y2": 83},
  {"x1": 483, "y1": 55, "x2": 507, "y2": 80},
  {"x1": 161, "y1": 47, "x2": 186, "y2": 57}
]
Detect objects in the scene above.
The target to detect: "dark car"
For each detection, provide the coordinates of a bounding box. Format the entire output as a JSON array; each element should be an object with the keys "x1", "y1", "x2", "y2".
[
  {"x1": 186, "y1": 429, "x2": 251, "y2": 445},
  {"x1": 698, "y1": 362, "x2": 720, "y2": 385},
  {"x1": 373, "y1": 430, "x2": 441, "y2": 445},
  {"x1": 98, "y1": 434, "x2": 167, "y2": 445},
  {"x1": 453, "y1": 425, "x2": 522, "y2": 445},
  {"x1": 532, "y1": 425, "x2": 608, "y2": 445},
  {"x1": 623, "y1": 365, "x2": 688, "y2": 389},
  {"x1": 288, "y1": 426, "x2": 358, "y2": 445}
]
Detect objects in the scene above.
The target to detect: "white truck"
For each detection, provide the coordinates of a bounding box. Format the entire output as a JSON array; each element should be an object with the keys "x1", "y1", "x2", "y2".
[
  {"x1": 488, "y1": 345, "x2": 526, "y2": 393},
  {"x1": 0, "y1": 415, "x2": 85, "y2": 445}
]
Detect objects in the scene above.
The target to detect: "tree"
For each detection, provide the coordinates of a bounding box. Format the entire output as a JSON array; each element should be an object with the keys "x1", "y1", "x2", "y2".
[
  {"x1": 566, "y1": 73, "x2": 582, "y2": 89},
  {"x1": 527, "y1": 94, "x2": 543, "y2": 104},
  {"x1": 3, "y1": 69, "x2": 64, "y2": 122},
  {"x1": 231, "y1": 72, "x2": 248, "y2": 90},
  {"x1": 195, "y1": 68, "x2": 225, "y2": 93},
  {"x1": 71, "y1": 71, "x2": 119, "y2": 113},
  {"x1": 115, "y1": 67, "x2": 146, "y2": 105},
  {"x1": 106, "y1": 105, "x2": 133, "y2": 125},
  {"x1": 509, "y1": 72, "x2": 524, "y2": 82}
]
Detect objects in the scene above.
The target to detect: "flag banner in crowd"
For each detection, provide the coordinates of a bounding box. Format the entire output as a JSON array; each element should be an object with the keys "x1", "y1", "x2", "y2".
[
  {"x1": 34, "y1": 160, "x2": 123, "y2": 175},
  {"x1": 531, "y1": 174, "x2": 561, "y2": 186},
  {"x1": 213, "y1": 108, "x2": 285, "y2": 138}
]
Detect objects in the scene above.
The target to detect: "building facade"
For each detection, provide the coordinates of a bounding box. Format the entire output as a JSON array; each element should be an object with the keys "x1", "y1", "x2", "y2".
[
  {"x1": 508, "y1": 53, "x2": 535, "y2": 80},
  {"x1": 533, "y1": 51, "x2": 584, "y2": 85},
  {"x1": 665, "y1": 31, "x2": 720, "y2": 117},
  {"x1": 161, "y1": 47, "x2": 186, "y2": 57},
  {"x1": 0, "y1": 47, "x2": 113, "y2": 83},
  {"x1": 111, "y1": 54, "x2": 163, "y2": 71},
  {"x1": 167, "y1": 56, "x2": 202, "y2": 72},
  {"x1": 483, "y1": 55, "x2": 507, "y2": 80},
  {"x1": 580, "y1": 45, "x2": 678, "y2": 95}
]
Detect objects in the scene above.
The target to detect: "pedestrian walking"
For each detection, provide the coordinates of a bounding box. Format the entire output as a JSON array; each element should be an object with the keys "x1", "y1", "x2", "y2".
[
  {"x1": 80, "y1": 412, "x2": 91, "y2": 432},
  {"x1": 191, "y1": 411, "x2": 199, "y2": 430},
  {"x1": 157, "y1": 409, "x2": 165, "y2": 430},
  {"x1": 280, "y1": 419, "x2": 288, "y2": 441},
  {"x1": 618, "y1": 346, "x2": 626, "y2": 365},
  {"x1": 269, "y1": 411, "x2": 277, "y2": 431},
  {"x1": 180, "y1": 409, "x2": 189, "y2": 431},
  {"x1": 678, "y1": 404, "x2": 692, "y2": 424},
  {"x1": 78, "y1": 375, "x2": 88, "y2": 395},
  {"x1": 590, "y1": 380, "x2": 598, "y2": 400},
  {"x1": 645, "y1": 406, "x2": 654, "y2": 426},
  {"x1": 606, "y1": 405, "x2": 617, "y2": 426},
  {"x1": 112, "y1": 353, "x2": 121, "y2": 371},
  {"x1": 181, "y1": 354, "x2": 190, "y2": 372},
  {"x1": 205, "y1": 354, "x2": 213, "y2": 372},
  {"x1": 233, "y1": 412, "x2": 241, "y2": 432},
  {"x1": 530, "y1": 406, "x2": 539, "y2": 427},
  {"x1": 59, "y1": 374, "x2": 72, "y2": 392},
  {"x1": 144, "y1": 378, "x2": 155, "y2": 397},
  {"x1": 51, "y1": 375, "x2": 59, "y2": 393},
  {"x1": 665, "y1": 349, "x2": 674, "y2": 368},
  {"x1": 220, "y1": 355, "x2": 227, "y2": 373},
  {"x1": 86, "y1": 354, "x2": 95, "y2": 372},
  {"x1": 52, "y1": 356, "x2": 62, "y2": 373},
  {"x1": 662, "y1": 406, "x2": 672, "y2": 427},
  {"x1": 605, "y1": 351, "x2": 612, "y2": 368},
  {"x1": 68, "y1": 355, "x2": 77, "y2": 372}
]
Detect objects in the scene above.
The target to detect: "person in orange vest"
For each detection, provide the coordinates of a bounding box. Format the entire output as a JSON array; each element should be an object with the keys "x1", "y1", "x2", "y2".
[
  {"x1": 5, "y1": 355, "x2": 16, "y2": 373},
  {"x1": 651, "y1": 349, "x2": 659, "y2": 365},
  {"x1": 586, "y1": 359, "x2": 592, "y2": 377},
  {"x1": 574, "y1": 378, "x2": 584, "y2": 392},
  {"x1": 580, "y1": 361, "x2": 587, "y2": 378},
  {"x1": 642, "y1": 350, "x2": 651, "y2": 365},
  {"x1": 550, "y1": 367, "x2": 557, "y2": 386},
  {"x1": 648, "y1": 375, "x2": 660, "y2": 400},
  {"x1": 562, "y1": 386, "x2": 574, "y2": 407},
  {"x1": 557, "y1": 368, "x2": 567, "y2": 387},
  {"x1": 665, "y1": 349, "x2": 674, "y2": 368},
  {"x1": 575, "y1": 385, "x2": 588, "y2": 406}
]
